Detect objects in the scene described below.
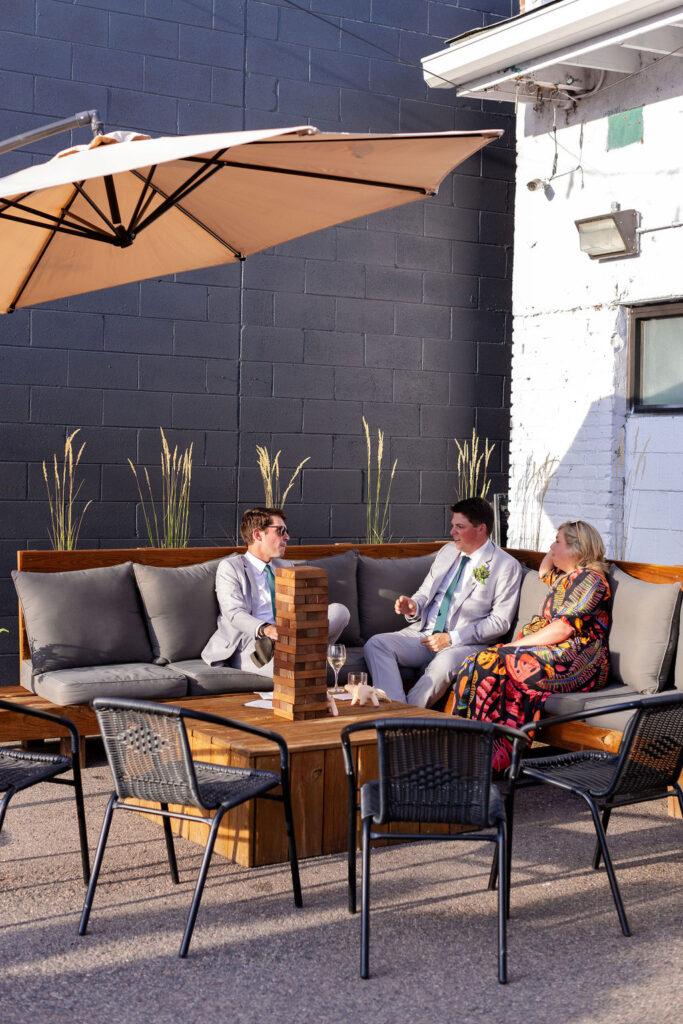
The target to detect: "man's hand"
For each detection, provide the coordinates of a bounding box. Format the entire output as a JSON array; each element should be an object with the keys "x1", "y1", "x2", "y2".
[
  {"x1": 420, "y1": 632, "x2": 451, "y2": 653},
  {"x1": 395, "y1": 595, "x2": 417, "y2": 617},
  {"x1": 262, "y1": 624, "x2": 278, "y2": 641}
]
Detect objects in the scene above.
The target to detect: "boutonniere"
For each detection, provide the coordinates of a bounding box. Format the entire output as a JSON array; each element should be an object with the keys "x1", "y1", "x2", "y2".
[{"x1": 472, "y1": 565, "x2": 491, "y2": 585}]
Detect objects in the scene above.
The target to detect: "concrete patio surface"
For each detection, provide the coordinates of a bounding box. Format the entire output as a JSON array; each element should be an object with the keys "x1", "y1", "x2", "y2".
[{"x1": 0, "y1": 740, "x2": 681, "y2": 1024}]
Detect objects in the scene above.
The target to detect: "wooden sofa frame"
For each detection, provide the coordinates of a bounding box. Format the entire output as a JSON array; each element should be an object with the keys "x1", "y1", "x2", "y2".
[{"x1": 4, "y1": 543, "x2": 682, "y2": 814}]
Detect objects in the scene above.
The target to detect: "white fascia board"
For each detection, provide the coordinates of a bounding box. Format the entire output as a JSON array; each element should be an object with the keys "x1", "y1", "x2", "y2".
[{"x1": 422, "y1": 0, "x2": 683, "y2": 90}]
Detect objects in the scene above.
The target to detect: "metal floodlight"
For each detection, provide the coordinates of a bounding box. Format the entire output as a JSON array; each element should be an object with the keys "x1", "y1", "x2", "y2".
[{"x1": 574, "y1": 208, "x2": 639, "y2": 260}]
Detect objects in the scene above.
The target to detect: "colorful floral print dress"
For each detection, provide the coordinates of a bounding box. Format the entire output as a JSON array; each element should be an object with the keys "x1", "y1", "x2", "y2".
[{"x1": 454, "y1": 567, "x2": 611, "y2": 771}]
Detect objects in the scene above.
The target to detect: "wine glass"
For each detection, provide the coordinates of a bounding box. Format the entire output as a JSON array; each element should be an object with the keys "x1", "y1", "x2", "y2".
[{"x1": 327, "y1": 643, "x2": 346, "y2": 694}]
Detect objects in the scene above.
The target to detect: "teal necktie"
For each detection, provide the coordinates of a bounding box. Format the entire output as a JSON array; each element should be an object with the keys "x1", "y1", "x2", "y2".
[
  {"x1": 432, "y1": 556, "x2": 470, "y2": 634},
  {"x1": 264, "y1": 564, "x2": 276, "y2": 619}
]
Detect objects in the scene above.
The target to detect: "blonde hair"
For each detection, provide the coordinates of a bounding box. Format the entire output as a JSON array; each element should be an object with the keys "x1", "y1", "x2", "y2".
[{"x1": 558, "y1": 521, "x2": 609, "y2": 575}]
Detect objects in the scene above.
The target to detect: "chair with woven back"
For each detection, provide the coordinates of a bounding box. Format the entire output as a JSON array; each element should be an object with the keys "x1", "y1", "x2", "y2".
[
  {"x1": 511, "y1": 692, "x2": 683, "y2": 936},
  {"x1": 79, "y1": 697, "x2": 302, "y2": 958},
  {"x1": 341, "y1": 717, "x2": 529, "y2": 984},
  {"x1": 0, "y1": 698, "x2": 90, "y2": 885}
]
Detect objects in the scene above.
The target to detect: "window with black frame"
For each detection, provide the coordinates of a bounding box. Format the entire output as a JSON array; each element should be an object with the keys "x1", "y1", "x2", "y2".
[{"x1": 628, "y1": 301, "x2": 683, "y2": 412}]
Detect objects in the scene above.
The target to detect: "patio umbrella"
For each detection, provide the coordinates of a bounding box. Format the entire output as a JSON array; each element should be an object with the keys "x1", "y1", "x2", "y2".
[{"x1": 0, "y1": 124, "x2": 501, "y2": 313}]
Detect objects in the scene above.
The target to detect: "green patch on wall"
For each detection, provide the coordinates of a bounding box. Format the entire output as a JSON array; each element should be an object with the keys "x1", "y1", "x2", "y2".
[{"x1": 607, "y1": 107, "x2": 643, "y2": 149}]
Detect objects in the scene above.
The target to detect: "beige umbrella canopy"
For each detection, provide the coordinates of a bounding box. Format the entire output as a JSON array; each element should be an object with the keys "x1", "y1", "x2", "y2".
[{"x1": 0, "y1": 124, "x2": 501, "y2": 313}]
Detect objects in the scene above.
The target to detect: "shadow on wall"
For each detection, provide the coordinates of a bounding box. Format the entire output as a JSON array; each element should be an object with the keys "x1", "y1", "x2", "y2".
[{"x1": 509, "y1": 394, "x2": 622, "y2": 555}]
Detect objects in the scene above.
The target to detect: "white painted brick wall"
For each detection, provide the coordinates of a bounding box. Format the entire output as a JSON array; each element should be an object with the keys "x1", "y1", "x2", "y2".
[{"x1": 508, "y1": 69, "x2": 683, "y2": 563}]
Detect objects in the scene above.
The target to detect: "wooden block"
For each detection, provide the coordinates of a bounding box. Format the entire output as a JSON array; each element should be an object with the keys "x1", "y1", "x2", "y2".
[
  {"x1": 275, "y1": 667, "x2": 328, "y2": 681},
  {"x1": 275, "y1": 566, "x2": 327, "y2": 581},
  {"x1": 273, "y1": 682, "x2": 327, "y2": 698},
  {"x1": 277, "y1": 593, "x2": 328, "y2": 607}
]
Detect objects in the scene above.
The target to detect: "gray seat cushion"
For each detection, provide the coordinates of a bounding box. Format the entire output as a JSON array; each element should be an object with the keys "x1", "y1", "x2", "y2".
[
  {"x1": 169, "y1": 659, "x2": 271, "y2": 696},
  {"x1": 608, "y1": 564, "x2": 681, "y2": 693},
  {"x1": 13, "y1": 562, "x2": 152, "y2": 674},
  {"x1": 543, "y1": 682, "x2": 640, "y2": 733},
  {"x1": 21, "y1": 661, "x2": 187, "y2": 706},
  {"x1": 508, "y1": 568, "x2": 548, "y2": 639},
  {"x1": 357, "y1": 552, "x2": 437, "y2": 641},
  {"x1": 133, "y1": 559, "x2": 222, "y2": 663},
  {"x1": 300, "y1": 549, "x2": 362, "y2": 646}
]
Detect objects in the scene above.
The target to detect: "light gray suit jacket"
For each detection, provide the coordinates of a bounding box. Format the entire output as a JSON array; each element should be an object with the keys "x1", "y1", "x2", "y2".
[
  {"x1": 201, "y1": 554, "x2": 292, "y2": 667},
  {"x1": 406, "y1": 540, "x2": 522, "y2": 646}
]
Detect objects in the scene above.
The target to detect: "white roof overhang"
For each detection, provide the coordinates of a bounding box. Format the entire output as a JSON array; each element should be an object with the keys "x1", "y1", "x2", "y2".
[{"x1": 422, "y1": 0, "x2": 683, "y2": 103}]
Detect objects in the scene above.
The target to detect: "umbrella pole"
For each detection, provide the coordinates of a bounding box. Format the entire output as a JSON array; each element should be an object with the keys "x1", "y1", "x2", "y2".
[{"x1": 0, "y1": 110, "x2": 103, "y2": 158}]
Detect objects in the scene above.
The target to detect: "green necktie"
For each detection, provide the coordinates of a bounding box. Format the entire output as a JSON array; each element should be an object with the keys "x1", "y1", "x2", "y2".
[
  {"x1": 264, "y1": 564, "x2": 276, "y2": 619},
  {"x1": 432, "y1": 556, "x2": 470, "y2": 634}
]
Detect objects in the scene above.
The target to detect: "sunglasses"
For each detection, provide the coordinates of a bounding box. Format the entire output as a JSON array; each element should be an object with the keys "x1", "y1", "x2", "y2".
[{"x1": 265, "y1": 524, "x2": 288, "y2": 537}]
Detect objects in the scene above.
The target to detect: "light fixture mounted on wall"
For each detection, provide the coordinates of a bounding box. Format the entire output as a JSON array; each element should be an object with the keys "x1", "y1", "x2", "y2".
[{"x1": 574, "y1": 204, "x2": 639, "y2": 260}]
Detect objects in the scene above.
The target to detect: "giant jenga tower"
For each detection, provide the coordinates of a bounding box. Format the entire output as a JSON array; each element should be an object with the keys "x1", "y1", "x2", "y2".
[{"x1": 272, "y1": 565, "x2": 329, "y2": 721}]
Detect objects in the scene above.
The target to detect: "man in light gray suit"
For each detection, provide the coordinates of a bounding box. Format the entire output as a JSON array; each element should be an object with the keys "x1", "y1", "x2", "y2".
[
  {"x1": 202, "y1": 507, "x2": 350, "y2": 676},
  {"x1": 364, "y1": 497, "x2": 522, "y2": 707}
]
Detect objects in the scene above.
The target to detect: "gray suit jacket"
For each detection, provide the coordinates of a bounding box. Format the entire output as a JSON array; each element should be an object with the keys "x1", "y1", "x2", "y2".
[
  {"x1": 407, "y1": 540, "x2": 522, "y2": 646},
  {"x1": 201, "y1": 553, "x2": 292, "y2": 667}
]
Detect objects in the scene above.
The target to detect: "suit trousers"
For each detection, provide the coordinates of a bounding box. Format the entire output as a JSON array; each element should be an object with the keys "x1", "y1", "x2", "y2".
[
  {"x1": 363, "y1": 625, "x2": 481, "y2": 707},
  {"x1": 231, "y1": 602, "x2": 350, "y2": 677}
]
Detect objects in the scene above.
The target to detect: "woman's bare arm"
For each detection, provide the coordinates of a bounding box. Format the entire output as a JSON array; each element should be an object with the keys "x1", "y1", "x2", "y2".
[
  {"x1": 538, "y1": 550, "x2": 554, "y2": 577},
  {"x1": 513, "y1": 618, "x2": 574, "y2": 647}
]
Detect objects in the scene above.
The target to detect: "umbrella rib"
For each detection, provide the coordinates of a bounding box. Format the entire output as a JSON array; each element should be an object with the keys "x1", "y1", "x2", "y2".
[
  {"x1": 71, "y1": 180, "x2": 124, "y2": 239},
  {"x1": 182, "y1": 156, "x2": 434, "y2": 195},
  {"x1": 129, "y1": 151, "x2": 229, "y2": 234},
  {"x1": 7, "y1": 187, "x2": 84, "y2": 312},
  {"x1": 126, "y1": 164, "x2": 158, "y2": 235},
  {"x1": 128, "y1": 164, "x2": 244, "y2": 259},
  {"x1": 0, "y1": 195, "x2": 119, "y2": 242}
]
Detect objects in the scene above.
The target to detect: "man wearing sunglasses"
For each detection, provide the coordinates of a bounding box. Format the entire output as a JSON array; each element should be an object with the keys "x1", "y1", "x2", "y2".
[{"x1": 202, "y1": 507, "x2": 349, "y2": 675}]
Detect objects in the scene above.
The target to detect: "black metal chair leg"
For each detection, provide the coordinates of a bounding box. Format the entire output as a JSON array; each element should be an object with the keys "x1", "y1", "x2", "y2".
[
  {"x1": 179, "y1": 808, "x2": 226, "y2": 959},
  {"x1": 160, "y1": 804, "x2": 179, "y2": 884},
  {"x1": 280, "y1": 783, "x2": 302, "y2": 908},
  {"x1": 70, "y1": 758, "x2": 90, "y2": 884},
  {"x1": 360, "y1": 817, "x2": 371, "y2": 980},
  {"x1": 585, "y1": 797, "x2": 630, "y2": 937},
  {"x1": 497, "y1": 821, "x2": 508, "y2": 984},
  {"x1": 592, "y1": 806, "x2": 612, "y2": 870},
  {"x1": 79, "y1": 793, "x2": 116, "y2": 936},
  {"x1": 348, "y1": 789, "x2": 358, "y2": 914},
  {"x1": 487, "y1": 847, "x2": 498, "y2": 890},
  {"x1": 0, "y1": 787, "x2": 15, "y2": 834},
  {"x1": 504, "y1": 789, "x2": 515, "y2": 919}
]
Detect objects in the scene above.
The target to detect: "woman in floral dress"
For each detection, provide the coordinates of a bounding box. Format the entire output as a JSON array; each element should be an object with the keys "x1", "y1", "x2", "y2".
[{"x1": 454, "y1": 521, "x2": 611, "y2": 771}]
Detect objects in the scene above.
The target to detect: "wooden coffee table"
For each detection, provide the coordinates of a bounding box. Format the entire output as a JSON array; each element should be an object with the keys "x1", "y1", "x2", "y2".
[{"x1": 163, "y1": 693, "x2": 449, "y2": 867}]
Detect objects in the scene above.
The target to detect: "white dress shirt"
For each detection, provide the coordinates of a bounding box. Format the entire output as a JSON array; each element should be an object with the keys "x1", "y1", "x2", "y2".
[
  {"x1": 244, "y1": 552, "x2": 276, "y2": 623},
  {"x1": 423, "y1": 538, "x2": 494, "y2": 643}
]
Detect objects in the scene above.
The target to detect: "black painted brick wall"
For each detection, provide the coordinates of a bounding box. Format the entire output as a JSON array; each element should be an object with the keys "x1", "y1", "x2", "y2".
[{"x1": 0, "y1": 0, "x2": 516, "y2": 681}]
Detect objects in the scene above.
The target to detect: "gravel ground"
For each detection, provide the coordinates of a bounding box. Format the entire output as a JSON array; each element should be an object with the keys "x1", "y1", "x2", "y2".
[{"x1": 0, "y1": 740, "x2": 681, "y2": 1024}]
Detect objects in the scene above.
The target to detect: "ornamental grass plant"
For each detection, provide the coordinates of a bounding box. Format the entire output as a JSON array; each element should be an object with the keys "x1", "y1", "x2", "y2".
[
  {"x1": 42, "y1": 429, "x2": 92, "y2": 550},
  {"x1": 255, "y1": 445, "x2": 310, "y2": 508},
  {"x1": 128, "y1": 428, "x2": 193, "y2": 548},
  {"x1": 453, "y1": 428, "x2": 495, "y2": 502},
  {"x1": 363, "y1": 417, "x2": 397, "y2": 544}
]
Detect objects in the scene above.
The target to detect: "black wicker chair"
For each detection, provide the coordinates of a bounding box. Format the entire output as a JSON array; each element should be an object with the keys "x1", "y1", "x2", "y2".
[
  {"x1": 341, "y1": 717, "x2": 528, "y2": 984},
  {"x1": 79, "y1": 698, "x2": 302, "y2": 958},
  {"x1": 512, "y1": 692, "x2": 683, "y2": 937},
  {"x1": 0, "y1": 698, "x2": 90, "y2": 884}
]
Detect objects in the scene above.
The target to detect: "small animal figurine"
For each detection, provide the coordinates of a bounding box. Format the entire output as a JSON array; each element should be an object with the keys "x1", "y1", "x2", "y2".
[{"x1": 344, "y1": 681, "x2": 388, "y2": 707}]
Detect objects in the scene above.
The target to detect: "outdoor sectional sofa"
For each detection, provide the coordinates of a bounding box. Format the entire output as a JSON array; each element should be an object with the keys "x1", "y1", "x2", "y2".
[{"x1": 11, "y1": 543, "x2": 683, "y2": 743}]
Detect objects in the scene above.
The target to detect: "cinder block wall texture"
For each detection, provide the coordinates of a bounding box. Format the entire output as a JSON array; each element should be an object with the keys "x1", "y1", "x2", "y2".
[{"x1": 0, "y1": 1, "x2": 515, "y2": 681}]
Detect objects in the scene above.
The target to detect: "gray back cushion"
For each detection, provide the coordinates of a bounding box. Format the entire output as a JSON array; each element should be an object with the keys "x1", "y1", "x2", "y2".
[
  {"x1": 134, "y1": 559, "x2": 222, "y2": 663},
  {"x1": 13, "y1": 562, "x2": 152, "y2": 674},
  {"x1": 608, "y1": 564, "x2": 681, "y2": 693},
  {"x1": 509, "y1": 569, "x2": 548, "y2": 639},
  {"x1": 302, "y1": 550, "x2": 361, "y2": 646},
  {"x1": 358, "y1": 552, "x2": 437, "y2": 641}
]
